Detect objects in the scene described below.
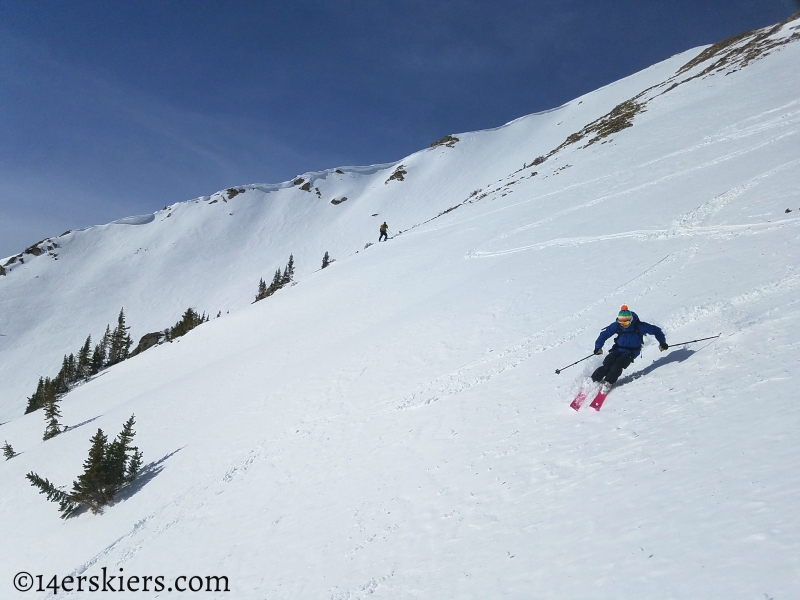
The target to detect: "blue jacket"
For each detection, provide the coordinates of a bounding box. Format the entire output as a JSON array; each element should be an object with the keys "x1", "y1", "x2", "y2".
[{"x1": 594, "y1": 312, "x2": 666, "y2": 359}]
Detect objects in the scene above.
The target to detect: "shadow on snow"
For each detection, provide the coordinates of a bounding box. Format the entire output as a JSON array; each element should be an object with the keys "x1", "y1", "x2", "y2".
[
  {"x1": 616, "y1": 348, "x2": 696, "y2": 387},
  {"x1": 115, "y1": 447, "x2": 184, "y2": 504}
]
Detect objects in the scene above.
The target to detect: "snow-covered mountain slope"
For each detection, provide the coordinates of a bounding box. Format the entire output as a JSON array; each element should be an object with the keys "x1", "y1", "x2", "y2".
[{"x1": 2, "y1": 15, "x2": 800, "y2": 598}]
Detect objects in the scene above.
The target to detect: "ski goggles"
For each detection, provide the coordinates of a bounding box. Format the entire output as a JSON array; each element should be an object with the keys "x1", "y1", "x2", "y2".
[{"x1": 617, "y1": 316, "x2": 632, "y2": 327}]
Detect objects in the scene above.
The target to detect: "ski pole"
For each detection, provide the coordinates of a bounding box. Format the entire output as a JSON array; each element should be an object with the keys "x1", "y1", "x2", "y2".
[
  {"x1": 668, "y1": 334, "x2": 721, "y2": 346},
  {"x1": 555, "y1": 354, "x2": 596, "y2": 375}
]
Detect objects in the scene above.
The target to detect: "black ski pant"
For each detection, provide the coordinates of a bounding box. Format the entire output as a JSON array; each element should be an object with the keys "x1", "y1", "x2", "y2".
[
  {"x1": 591, "y1": 352, "x2": 633, "y2": 384},
  {"x1": 379, "y1": 231, "x2": 388, "y2": 242}
]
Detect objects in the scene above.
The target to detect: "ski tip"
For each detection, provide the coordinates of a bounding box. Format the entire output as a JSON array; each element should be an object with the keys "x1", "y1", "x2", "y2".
[{"x1": 589, "y1": 396, "x2": 607, "y2": 411}]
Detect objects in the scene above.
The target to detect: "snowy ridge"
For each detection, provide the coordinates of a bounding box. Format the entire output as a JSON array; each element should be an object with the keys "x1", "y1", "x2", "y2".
[{"x1": 1, "y1": 15, "x2": 800, "y2": 599}]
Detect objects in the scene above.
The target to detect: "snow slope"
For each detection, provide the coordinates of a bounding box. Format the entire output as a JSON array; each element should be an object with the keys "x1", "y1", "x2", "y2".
[{"x1": 2, "y1": 15, "x2": 800, "y2": 599}]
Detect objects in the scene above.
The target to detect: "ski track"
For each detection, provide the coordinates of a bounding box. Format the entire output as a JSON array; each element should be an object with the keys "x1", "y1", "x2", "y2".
[
  {"x1": 663, "y1": 270, "x2": 800, "y2": 332},
  {"x1": 61, "y1": 425, "x2": 347, "y2": 590},
  {"x1": 393, "y1": 250, "x2": 687, "y2": 411},
  {"x1": 329, "y1": 573, "x2": 395, "y2": 600},
  {"x1": 4, "y1": 23, "x2": 800, "y2": 599},
  {"x1": 468, "y1": 218, "x2": 800, "y2": 259},
  {"x1": 55, "y1": 269, "x2": 800, "y2": 598},
  {"x1": 60, "y1": 480, "x2": 219, "y2": 598},
  {"x1": 674, "y1": 158, "x2": 800, "y2": 229},
  {"x1": 67, "y1": 517, "x2": 153, "y2": 580},
  {"x1": 632, "y1": 98, "x2": 800, "y2": 170},
  {"x1": 631, "y1": 247, "x2": 699, "y2": 302},
  {"x1": 414, "y1": 101, "x2": 799, "y2": 241},
  {"x1": 393, "y1": 250, "x2": 798, "y2": 413},
  {"x1": 461, "y1": 115, "x2": 800, "y2": 258}
]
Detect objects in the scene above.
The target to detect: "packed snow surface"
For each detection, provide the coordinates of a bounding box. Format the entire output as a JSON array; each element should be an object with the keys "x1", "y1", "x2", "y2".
[{"x1": 1, "y1": 16, "x2": 800, "y2": 599}]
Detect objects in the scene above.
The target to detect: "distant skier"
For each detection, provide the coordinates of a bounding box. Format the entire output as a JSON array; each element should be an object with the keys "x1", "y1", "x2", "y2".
[
  {"x1": 379, "y1": 222, "x2": 389, "y2": 242},
  {"x1": 591, "y1": 305, "x2": 668, "y2": 390}
]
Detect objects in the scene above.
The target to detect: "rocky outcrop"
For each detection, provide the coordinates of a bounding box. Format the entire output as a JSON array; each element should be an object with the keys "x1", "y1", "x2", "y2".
[
  {"x1": 385, "y1": 165, "x2": 407, "y2": 184},
  {"x1": 129, "y1": 332, "x2": 165, "y2": 358},
  {"x1": 429, "y1": 135, "x2": 459, "y2": 148}
]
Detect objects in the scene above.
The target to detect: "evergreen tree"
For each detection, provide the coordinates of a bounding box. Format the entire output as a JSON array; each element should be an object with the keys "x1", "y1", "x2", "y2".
[
  {"x1": 69, "y1": 429, "x2": 114, "y2": 512},
  {"x1": 167, "y1": 308, "x2": 204, "y2": 339},
  {"x1": 25, "y1": 377, "x2": 46, "y2": 413},
  {"x1": 90, "y1": 343, "x2": 105, "y2": 375},
  {"x1": 54, "y1": 355, "x2": 70, "y2": 394},
  {"x1": 270, "y1": 269, "x2": 282, "y2": 291},
  {"x1": 104, "y1": 415, "x2": 140, "y2": 488},
  {"x1": 126, "y1": 447, "x2": 143, "y2": 483},
  {"x1": 322, "y1": 251, "x2": 330, "y2": 269},
  {"x1": 27, "y1": 415, "x2": 143, "y2": 518},
  {"x1": 66, "y1": 353, "x2": 77, "y2": 384},
  {"x1": 108, "y1": 308, "x2": 132, "y2": 365},
  {"x1": 42, "y1": 392, "x2": 63, "y2": 440},
  {"x1": 26, "y1": 472, "x2": 80, "y2": 518},
  {"x1": 62, "y1": 416, "x2": 143, "y2": 515},
  {"x1": 77, "y1": 336, "x2": 92, "y2": 380},
  {"x1": 256, "y1": 278, "x2": 267, "y2": 301},
  {"x1": 281, "y1": 254, "x2": 295, "y2": 285},
  {"x1": 99, "y1": 324, "x2": 112, "y2": 366},
  {"x1": 3, "y1": 440, "x2": 17, "y2": 460}
]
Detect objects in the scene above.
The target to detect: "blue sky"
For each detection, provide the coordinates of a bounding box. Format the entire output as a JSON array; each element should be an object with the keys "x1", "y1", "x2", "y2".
[{"x1": 1, "y1": 0, "x2": 797, "y2": 258}]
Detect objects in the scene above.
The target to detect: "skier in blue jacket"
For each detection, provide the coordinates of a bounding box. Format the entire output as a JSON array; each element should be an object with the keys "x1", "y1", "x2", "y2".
[{"x1": 592, "y1": 305, "x2": 668, "y2": 389}]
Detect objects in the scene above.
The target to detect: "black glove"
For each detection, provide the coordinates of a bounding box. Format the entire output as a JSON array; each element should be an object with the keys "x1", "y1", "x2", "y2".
[
  {"x1": 594, "y1": 348, "x2": 603, "y2": 355},
  {"x1": 659, "y1": 343, "x2": 669, "y2": 352}
]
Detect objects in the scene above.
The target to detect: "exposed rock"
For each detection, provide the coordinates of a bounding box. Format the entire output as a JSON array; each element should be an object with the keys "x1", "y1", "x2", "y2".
[
  {"x1": 436, "y1": 205, "x2": 460, "y2": 217},
  {"x1": 0, "y1": 264, "x2": 5, "y2": 276},
  {"x1": 676, "y1": 13, "x2": 800, "y2": 80},
  {"x1": 300, "y1": 182, "x2": 312, "y2": 192},
  {"x1": 335, "y1": 169, "x2": 345, "y2": 174},
  {"x1": 429, "y1": 135, "x2": 460, "y2": 148},
  {"x1": 385, "y1": 164, "x2": 407, "y2": 184},
  {"x1": 293, "y1": 177, "x2": 305, "y2": 186},
  {"x1": 226, "y1": 188, "x2": 245, "y2": 199},
  {"x1": 331, "y1": 197, "x2": 348, "y2": 205},
  {"x1": 24, "y1": 239, "x2": 48, "y2": 256},
  {"x1": 548, "y1": 99, "x2": 645, "y2": 158},
  {"x1": 129, "y1": 332, "x2": 165, "y2": 358}
]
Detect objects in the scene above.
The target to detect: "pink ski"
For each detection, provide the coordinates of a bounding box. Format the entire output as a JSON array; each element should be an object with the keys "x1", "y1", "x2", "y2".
[
  {"x1": 589, "y1": 386, "x2": 612, "y2": 411},
  {"x1": 570, "y1": 390, "x2": 588, "y2": 411}
]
